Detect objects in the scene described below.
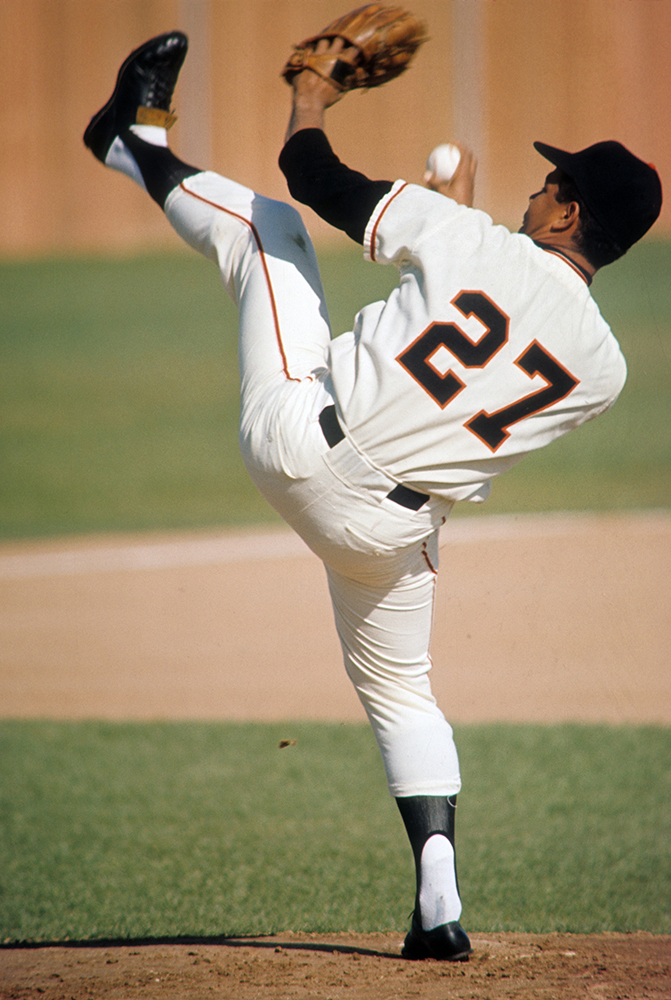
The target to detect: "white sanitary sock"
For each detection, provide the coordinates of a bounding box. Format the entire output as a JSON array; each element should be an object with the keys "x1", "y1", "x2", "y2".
[
  {"x1": 418, "y1": 833, "x2": 462, "y2": 930},
  {"x1": 129, "y1": 123, "x2": 169, "y2": 146},
  {"x1": 103, "y1": 125, "x2": 168, "y2": 190}
]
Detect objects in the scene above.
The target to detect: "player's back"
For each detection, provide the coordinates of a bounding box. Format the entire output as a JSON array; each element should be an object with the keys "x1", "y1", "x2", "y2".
[{"x1": 327, "y1": 183, "x2": 627, "y2": 502}]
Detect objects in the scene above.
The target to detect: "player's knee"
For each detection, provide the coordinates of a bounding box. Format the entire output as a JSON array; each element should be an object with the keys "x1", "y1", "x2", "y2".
[{"x1": 253, "y1": 198, "x2": 310, "y2": 249}]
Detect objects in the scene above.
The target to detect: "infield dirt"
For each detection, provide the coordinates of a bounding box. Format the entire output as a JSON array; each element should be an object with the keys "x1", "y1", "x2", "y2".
[
  {"x1": 1, "y1": 512, "x2": 669, "y2": 997},
  {"x1": 1, "y1": 931, "x2": 670, "y2": 999}
]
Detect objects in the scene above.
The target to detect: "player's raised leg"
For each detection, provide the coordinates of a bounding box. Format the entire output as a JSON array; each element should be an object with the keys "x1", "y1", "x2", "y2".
[{"x1": 83, "y1": 32, "x2": 332, "y2": 399}]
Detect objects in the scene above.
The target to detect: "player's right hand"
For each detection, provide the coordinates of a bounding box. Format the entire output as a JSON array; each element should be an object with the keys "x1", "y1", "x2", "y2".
[{"x1": 426, "y1": 143, "x2": 477, "y2": 207}]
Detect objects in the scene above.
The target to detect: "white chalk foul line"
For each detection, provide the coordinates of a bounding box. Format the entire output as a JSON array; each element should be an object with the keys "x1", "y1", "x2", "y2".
[
  {"x1": 0, "y1": 511, "x2": 667, "y2": 580},
  {"x1": 0, "y1": 531, "x2": 310, "y2": 579}
]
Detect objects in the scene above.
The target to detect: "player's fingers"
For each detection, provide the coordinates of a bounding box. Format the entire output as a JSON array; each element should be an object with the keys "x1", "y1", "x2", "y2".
[
  {"x1": 452, "y1": 155, "x2": 477, "y2": 192},
  {"x1": 295, "y1": 36, "x2": 358, "y2": 106},
  {"x1": 424, "y1": 172, "x2": 443, "y2": 192},
  {"x1": 313, "y1": 37, "x2": 335, "y2": 54},
  {"x1": 313, "y1": 35, "x2": 358, "y2": 60},
  {"x1": 454, "y1": 145, "x2": 477, "y2": 177}
]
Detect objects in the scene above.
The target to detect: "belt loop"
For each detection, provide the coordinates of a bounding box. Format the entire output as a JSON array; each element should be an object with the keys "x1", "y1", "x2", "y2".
[{"x1": 318, "y1": 405, "x2": 345, "y2": 448}]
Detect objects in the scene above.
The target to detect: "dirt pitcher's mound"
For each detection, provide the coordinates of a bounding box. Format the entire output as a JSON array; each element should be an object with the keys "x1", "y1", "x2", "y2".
[
  {"x1": 1, "y1": 512, "x2": 669, "y2": 997},
  {"x1": 1, "y1": 932, "x2": 670, "y2": 999}
]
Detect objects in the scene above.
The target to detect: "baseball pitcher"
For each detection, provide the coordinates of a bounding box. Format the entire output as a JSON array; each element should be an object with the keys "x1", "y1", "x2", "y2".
[{"x1": 83, "y1": 6, "x2": 662, "y2": 961}]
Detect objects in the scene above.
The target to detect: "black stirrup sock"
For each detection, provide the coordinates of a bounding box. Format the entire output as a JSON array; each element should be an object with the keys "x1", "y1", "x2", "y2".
[
  {"x1": 122, "y1": 130, "x2": 202, "y2": 208},
  {"x1": 395, "y1": 794, "x2": 460, "y2": 911}
]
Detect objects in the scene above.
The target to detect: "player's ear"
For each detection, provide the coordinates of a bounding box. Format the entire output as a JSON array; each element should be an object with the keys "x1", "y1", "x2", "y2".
[{"x1": 550, "y1": 199, "x2": 580, "y2": 233}]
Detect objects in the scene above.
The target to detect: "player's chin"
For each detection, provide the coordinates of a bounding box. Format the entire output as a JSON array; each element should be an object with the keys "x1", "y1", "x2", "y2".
[{"x1": 518, "y1": 208, "x2": 532, "y2": 234}]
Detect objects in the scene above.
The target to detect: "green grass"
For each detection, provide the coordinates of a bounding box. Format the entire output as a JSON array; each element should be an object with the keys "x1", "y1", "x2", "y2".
[
  {"x1": 0, "y1": 240, "x2": 669, "y2": 540},
  {"x1": 0, "y1": 253, "x2": 258, "y2": 538},
  {"x1": 0, "y1": 721, "x2": 669, "y2": 943}
]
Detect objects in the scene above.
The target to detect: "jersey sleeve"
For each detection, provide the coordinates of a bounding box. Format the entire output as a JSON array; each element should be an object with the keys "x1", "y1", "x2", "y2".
[{"x1": 279, "y1": 129, "x2": 392, "y2": 244}]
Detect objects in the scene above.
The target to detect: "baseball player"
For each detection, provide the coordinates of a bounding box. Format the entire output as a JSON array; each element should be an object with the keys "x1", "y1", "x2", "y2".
[{"x1": 83, "y1": 18, "x2": 661, "y2": 960}]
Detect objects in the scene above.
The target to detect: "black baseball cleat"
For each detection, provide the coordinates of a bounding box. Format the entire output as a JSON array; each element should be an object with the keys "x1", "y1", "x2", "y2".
[
  {"x1": 83, "y1": 31, "x2": 188, "y2": 163},
  {"x1": 401, "y1": 910, "x2": 473, "y2": 961}
]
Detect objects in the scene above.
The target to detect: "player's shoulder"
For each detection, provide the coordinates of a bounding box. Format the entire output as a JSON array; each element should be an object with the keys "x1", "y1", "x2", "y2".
[
  {"x1": 377, "y1": 181, "x2": 491, "y2": 229},
  {"x1": 479, "y1": 225, "x2": 604, "y2": 312},
  {"x1": 365, "y1": 180, "x2": 500, "y2": 263}
]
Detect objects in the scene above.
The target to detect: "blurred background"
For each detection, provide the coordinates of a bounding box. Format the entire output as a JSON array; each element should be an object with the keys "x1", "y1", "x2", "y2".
[
  {"x1": 2, "y1": 0, "x2": 670, "y2": 256},
  {"x1": 1, "y1": 0, "x2": 669, "y2": 539}
]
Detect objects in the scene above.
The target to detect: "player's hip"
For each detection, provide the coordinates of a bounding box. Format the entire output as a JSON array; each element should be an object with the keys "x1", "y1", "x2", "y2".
[{"x1": 239, "y1": 384, "x2": 453, "y2": 579}]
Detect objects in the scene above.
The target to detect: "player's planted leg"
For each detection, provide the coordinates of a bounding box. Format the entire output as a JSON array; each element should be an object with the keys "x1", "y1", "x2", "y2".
[
  {"x1": 324, "y1": 544, "x2": 471, "y2": 961},
  {"x1": 396, "y1": 795, "x2": 472, "y2": 961}
]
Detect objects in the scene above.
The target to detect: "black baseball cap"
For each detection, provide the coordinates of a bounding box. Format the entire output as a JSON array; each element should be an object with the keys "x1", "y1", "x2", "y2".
[{"x1": 534, "y1": 140, "x2": 662, "y2": 251}]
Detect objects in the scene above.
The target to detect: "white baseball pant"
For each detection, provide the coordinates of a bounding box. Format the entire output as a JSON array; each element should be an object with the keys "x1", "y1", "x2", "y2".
[{"x1": 165, "y1": 172, "x2": 461, "y2": 797}]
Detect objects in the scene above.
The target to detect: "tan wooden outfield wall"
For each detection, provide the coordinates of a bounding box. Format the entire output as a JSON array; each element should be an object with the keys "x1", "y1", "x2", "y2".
[{"x1": 1, "y1": 0, "x2": 670, "y2": 258}]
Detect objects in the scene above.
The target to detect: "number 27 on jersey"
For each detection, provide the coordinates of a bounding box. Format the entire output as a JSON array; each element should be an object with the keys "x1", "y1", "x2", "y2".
[{"x1": 396, "y1": 290, "x2": 579, "y2": 452}]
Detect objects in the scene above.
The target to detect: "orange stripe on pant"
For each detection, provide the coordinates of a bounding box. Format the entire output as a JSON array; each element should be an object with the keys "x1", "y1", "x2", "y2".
[{"x1": 179, "y1": 181, "x2": 301, "y2": 382}]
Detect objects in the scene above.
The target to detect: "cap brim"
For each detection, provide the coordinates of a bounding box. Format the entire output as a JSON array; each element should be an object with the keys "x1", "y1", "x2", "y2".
[{"x1": 533, "y1": 141, "x2": 574, "y2": 173}]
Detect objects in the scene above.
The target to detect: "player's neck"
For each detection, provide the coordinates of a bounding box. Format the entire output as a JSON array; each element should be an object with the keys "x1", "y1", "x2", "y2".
[{"x1": 533, "y1": 238, "x2": 596, "y2": 285}]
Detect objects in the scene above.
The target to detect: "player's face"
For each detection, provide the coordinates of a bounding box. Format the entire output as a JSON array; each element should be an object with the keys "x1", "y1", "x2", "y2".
[{"x1": 519, "y1": 169, "x2": 563, "y2": 236}]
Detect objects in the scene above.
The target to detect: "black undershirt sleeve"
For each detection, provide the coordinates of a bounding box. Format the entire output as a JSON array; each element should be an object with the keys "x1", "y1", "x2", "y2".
[{"x1": 279, "y1": 128, "x2": 393, "y2": 245}]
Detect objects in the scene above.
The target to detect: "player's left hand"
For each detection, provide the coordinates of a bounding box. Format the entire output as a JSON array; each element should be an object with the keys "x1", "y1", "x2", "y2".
[
  {"x1": 284, "y1": 38, "x2": 356, "y2": 143},
  {"x1": 425, "y1": 143, "x2": 477, "y2": 207},
  {"x1": 290, "y1": 38, "x2": 356, "y2": 109}
]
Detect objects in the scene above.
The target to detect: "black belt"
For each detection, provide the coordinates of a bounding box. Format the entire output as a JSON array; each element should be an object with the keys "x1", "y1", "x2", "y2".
[{"x1": 318, "y1": 406, "x2": 430, "y2": 511}]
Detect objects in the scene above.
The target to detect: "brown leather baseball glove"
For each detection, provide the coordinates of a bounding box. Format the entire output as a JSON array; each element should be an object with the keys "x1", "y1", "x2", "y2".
[{"x1": 282, "y1": 3, "x2": 429, "y2": 92}]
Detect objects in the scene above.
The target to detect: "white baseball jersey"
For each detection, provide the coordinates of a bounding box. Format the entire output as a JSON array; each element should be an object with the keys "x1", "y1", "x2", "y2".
[{"x1": 326, "y1": 181, "x2": 627, "y2": 502}]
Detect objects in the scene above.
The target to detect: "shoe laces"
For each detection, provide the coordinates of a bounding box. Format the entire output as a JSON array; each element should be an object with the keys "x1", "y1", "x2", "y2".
[{"x1": 144, "y1": 66, "x2": 178, "y2": 111}]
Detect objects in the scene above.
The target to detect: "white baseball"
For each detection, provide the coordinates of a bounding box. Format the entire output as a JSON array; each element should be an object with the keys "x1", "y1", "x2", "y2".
[{"x1": 424, "y1": 143, "x2": 461, "y2": 184}]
